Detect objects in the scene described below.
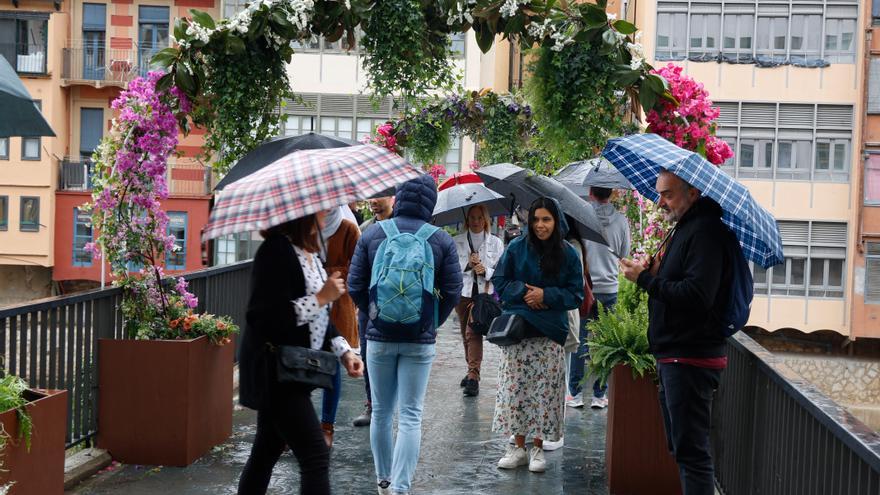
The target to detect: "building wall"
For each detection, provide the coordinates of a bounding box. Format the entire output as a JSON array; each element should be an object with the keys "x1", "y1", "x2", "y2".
[{"x1": 631, "y1": 0, "x2": 865, "y2": 337}]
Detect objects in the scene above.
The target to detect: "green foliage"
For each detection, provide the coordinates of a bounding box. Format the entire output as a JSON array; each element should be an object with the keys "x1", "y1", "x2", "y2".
[
  {"x1": 405, "y1": 109, "x2": 453, "y2": 165},
  {"x1": 0, "y1": 374, "x2": 33, "y2": 454},
  {"x1": 586, "y1": 277, "x2": 654, "y2": 385},
  {"x1": 361, "y1": 0, "x2": 458, "y2": 105},
  {"x1": 526, "y1": 41, "x2": 636, "y2": 170}
]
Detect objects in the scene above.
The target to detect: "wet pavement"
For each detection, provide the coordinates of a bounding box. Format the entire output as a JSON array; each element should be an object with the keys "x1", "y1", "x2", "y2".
[{"x1": 68, "y1": 317, "x2": 609, "y2": 494}]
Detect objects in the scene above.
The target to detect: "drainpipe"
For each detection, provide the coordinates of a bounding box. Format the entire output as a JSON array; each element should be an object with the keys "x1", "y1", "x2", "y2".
[{"x1": 858, "y1": 27, "x2": 874, "y2": 255}]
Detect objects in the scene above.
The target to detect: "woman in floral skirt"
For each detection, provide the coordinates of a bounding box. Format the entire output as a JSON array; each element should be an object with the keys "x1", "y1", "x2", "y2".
[{"x1": 490, "y1": 197, "x2": 584, "y2": 473}]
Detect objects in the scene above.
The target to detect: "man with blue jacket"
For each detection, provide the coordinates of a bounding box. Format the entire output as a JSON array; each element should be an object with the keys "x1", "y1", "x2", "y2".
[{"x1": 348, "y1": 174, "x2": 462, "y2": 495}]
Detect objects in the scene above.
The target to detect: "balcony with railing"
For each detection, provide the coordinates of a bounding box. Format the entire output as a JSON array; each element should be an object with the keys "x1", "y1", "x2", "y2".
[
  {"x1": 62, "y1": 42, "x2": 170, "y2": 87},
  {"x1": 59, "y1": 158, "x2": 211, "y2": 196},
  {"x1": 0, "y1": 42, "x2": 48, "y2": 75}
]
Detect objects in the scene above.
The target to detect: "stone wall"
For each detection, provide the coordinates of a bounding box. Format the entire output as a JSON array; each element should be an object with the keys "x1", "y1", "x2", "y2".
[
  {"x1": 0, "y1": 265, "x2": 53, "y2": 306},
  {"x1": 780, "y1": 353, "x2": 880, "y2": 431}
]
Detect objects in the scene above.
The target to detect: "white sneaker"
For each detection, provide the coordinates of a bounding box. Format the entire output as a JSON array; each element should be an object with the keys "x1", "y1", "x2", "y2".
[
  {"x1": 528, "y1": 446, "x2": 546, "y2": 472},
  {"x1": 542, "y1": 437, "x2": 564, "y2": 451},
  {"x1": 590, "y1": 396, "x2": 609, "y2": 409},
  {"x1": 497, "y1": 445, "x2": 528, "y2": 469},
  {"x1": 508, "y1": 434, "x2": 516, "y2": 445},
  {"x1": 566, "y1": 393, "x2": 584, "y2": 408},
  {"x1": 377, "y1": 480, "x2": 391, "y2": 495}
]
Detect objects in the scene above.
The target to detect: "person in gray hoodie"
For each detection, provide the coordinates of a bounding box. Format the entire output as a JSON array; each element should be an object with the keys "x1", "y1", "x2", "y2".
[{"x1": 567, "y1": 186, "x2": 631, "y2": 409}]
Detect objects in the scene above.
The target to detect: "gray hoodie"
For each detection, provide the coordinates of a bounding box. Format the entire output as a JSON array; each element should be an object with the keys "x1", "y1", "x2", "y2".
[{"x1": 585, "y1": 202, "x2": 631, "y2": 295}]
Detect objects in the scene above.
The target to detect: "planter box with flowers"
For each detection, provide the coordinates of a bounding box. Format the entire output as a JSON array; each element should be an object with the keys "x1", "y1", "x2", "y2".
[
  {"x1": 84, "y1": 72, "x2": 239, "y2": 467},
  {"x1": 587, "y1": 279, "x2": 681, "y2": 495},
  {"x1": 0, "y1": 375, "x2": 66, "y2": 495}
]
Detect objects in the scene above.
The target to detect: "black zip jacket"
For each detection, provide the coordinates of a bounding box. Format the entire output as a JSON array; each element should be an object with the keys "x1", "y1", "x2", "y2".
[{"x1": 636, "y1": 197, "x2": 735, "y2": 359}]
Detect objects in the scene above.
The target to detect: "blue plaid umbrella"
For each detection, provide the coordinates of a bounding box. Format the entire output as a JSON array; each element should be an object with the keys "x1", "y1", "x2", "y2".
[{"x1": 602, "y1": 133, "x2": 784, "y2": 269}]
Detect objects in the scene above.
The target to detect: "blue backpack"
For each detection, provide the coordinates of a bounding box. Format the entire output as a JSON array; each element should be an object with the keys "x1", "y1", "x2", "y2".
[
  {"x1": 368, "y1": 220, "x2": 440, "y2": 334},
  {"x1": 722, "y1": 230, "x2": 754, "y2": 337}
]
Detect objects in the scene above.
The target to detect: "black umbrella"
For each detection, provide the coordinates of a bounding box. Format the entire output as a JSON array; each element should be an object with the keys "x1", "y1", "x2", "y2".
[
  {"x1": 476, "y1": 163, "x2": 609, "y2": 247},
  {"x1": 431, "y1": 182, "x2": 508, "y2": 227},
  {"x1": 0, "y1": 55, "x2": 55, "y2": 137},
  {"x1": 555, "y1": 157, "x2": 634, "y2": 196},
  {"x1": 214, "y1": 133, "x2": 358, "y2": 190}
]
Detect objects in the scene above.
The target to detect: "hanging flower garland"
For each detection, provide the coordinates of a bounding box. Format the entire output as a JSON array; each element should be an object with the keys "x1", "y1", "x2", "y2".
[{"x1": 646, "y1": 63, "x2": 733, "y2": 166}]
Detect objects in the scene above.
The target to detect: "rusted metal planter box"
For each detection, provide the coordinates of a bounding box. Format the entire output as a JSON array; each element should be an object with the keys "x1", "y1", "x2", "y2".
[
  {"x1": 97, "y1": 336, "x2": 233, "y2": 466},
  {"x1": 605, "y1": 365, "x2": 682, "y2": 495},
  {"x1": 0, "y1": 389, "x2": 67, "y2": 494}
]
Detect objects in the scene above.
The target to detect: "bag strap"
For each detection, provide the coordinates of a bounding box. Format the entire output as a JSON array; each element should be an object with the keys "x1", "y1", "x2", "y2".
[
  {"x1": 378, "y1": 219, "x2": 399, "y2": 238},
  {"x1": 414, "y1": 223, "x2": 439, "y2": 242}
]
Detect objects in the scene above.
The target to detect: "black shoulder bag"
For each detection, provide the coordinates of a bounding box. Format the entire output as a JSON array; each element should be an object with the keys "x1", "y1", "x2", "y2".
[{"x1": 269, "y1": 343, "x2": 338, "y2": 391}]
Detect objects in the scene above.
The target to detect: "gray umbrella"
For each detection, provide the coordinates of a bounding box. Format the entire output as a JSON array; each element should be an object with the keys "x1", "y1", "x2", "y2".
[
  {"x1": 554, "y1": 157, "x2": 633, "y2": 196},
  {"x1": 431, "y1": 183, "x2": 508, "y2": 227},
  {"x1": 0, "y1": 55, "x2": 54, "y2": 137},
  {"x1": 476, "y1": 163, "x2": 608, "y2": 247}
]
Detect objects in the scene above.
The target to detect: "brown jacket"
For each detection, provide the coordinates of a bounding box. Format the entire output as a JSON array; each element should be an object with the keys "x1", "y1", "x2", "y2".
[{"x1": 326, "y1": 220, "x2": 360, "y2": 346}]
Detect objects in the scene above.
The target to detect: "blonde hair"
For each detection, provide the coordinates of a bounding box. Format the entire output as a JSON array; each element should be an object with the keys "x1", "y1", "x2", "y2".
[{"x1": 467, "y1": 204, "x2": 491, "y2": 234}]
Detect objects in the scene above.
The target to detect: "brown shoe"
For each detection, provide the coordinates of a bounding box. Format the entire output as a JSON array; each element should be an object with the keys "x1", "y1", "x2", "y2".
[{"x1": 321, "y1": 422, "x2": 334, "y2": 449}]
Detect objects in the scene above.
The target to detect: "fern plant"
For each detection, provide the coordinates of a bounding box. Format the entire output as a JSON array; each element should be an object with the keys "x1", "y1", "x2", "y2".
[
  {"x1": 0, "y1": 374, "x2": 32, "y2": 453},
  {"x1": 586, "y1": 278, "x2": 655, "y2": 386}
]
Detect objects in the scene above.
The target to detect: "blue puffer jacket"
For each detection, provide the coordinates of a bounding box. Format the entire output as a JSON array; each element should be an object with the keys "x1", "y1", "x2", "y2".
[{"x1": 348, "y1": 175, "x2": 463, "y2": 344}]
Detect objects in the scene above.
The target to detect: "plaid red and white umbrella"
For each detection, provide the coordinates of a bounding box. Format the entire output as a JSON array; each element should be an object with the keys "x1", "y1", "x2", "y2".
[{"x1": 203, "y1": 144, "x2": 422, "y2": 240}]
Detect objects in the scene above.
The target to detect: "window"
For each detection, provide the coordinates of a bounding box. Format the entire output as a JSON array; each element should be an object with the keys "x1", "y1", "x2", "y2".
[
  {"x1": 444, "y1": 137, "x2": 462, "y2": 174},
  {"x1": 138, "y1": 6, "x2": 170, "y2": 76},
  {"x1": 223, "y1": 0, "x2": 247, "y2": 19},
  {"x1": 72, "y1": 207, "x2": 93, "y2": 266},
  {"x1": 0, "y1": 196, "x2": 7, "y2": 231},
  {"x1": 22, "y1": 136, "x2": 40, "y2": 160},
  {"x1": 19, "y1": 196, "x2": 39, "y2": 232},
  {"x1": 824, "y1": 17, "x2": 856, "y2": 63},
  {"x1": 319, "y1": 116, "x2": 354, "y2": 139},
  {"x1": 758, "y1": 221, "x2": 847, "y2": 298},
  {"x1": 755, "y1": 16, "x2": 788, "y2": 63},
  {"x1": 284, "y1": 115, "x2": 315, "y2": 136},
  {"x1": 689, "y1": 14, "x2": 721, "y2": 58},
  {"x1": 214, "y1": 231, "x2": 263, "y2": 265},
  {"x1": 656, "y1": 12, "x2": 688, "y2": 60},
  {"x1": 450, "y1": 32, "x2": 466, "y2": 57},
  {"x1": 166, "y1": 212, "x2": 187, "y2": 270},
  {"x1": 80, "y1": 108, "x2": 104, "y2": 160},
  {"x1": 82, "y1": 3, "x2": 106, "y2": 80},
  {"x1": 0, "y1": 137, "x2": 8, "y2": 160},
  {"x1": 0, "y1": 15, "x2": 49, "y2": 74},
  {"x1": 789, "y1": 14, "x2": 822, "y2": 64},
  {"x1": 356, "y1": 117, "x2": 389, "y2": 142},
  {"x1": 867, "y1": 243, "x2": 880, "y2": 304},
  {"x1": 875, "y1": 0, "x2": 880, "y2": 26},
  {"x1": 716, "y1": 101, "x2": 853, "y2": 182},
  {"x1": 722, "y1": 14, "x2": 754, "y2": 61},
  {"x1": 866, "y1": 154, "x2": 880, "y2": 205}
]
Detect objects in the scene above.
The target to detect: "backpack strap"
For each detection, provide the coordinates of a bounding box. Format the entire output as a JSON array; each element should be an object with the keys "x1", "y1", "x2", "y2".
[
  {"x1": 414, "y1": 223, "x2": 440, "y2": 328},
  {"x1": 378, "y1": 219, "x2": 400, "y2": 238},
  {"x1": 414, "y1": 223, "x2": 439, "y2": 242}
]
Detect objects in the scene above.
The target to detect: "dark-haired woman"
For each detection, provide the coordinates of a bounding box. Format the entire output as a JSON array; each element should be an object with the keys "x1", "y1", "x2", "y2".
[
  {"x1": 491, "y1": 197, "x2": 584, "y2": 473},
  {"x1": 237, "y1": 213, "x2": 364, "y2": 495}
]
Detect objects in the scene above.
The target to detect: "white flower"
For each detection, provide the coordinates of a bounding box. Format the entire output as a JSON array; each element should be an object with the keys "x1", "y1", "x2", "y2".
[
  {"x1": 634, "y1": 31, "x2": 643, "y2": 42},
  {"x1": 185, "y1": 22, "x2": 213, "y2": 44},
  {"x1": 500, "y1": 0, "x2": 523, "y2": 18},
  {"x1": 527, "y1": 18, "x2": 553, "y2": 39},
  {"x1": 606, "y1": 12, "x2": 617, "y2": 21},
  {"x1": 344, "y1": 0, "x2": 351, "y2": 9},
  {"x1": 629, "y1": 56, "x2": 643, "y2": 70},
  {"x1": 550, "y1": 30, "x2": 573, "y2": 51},
  {"x1": 626, "y1": 41, "x2": 645, "y2": 60}
]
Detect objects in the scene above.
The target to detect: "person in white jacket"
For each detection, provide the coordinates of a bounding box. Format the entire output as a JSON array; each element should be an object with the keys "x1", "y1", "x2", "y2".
[{"x1": 453, "y1": 204, "x2": 505, "y2": 397}]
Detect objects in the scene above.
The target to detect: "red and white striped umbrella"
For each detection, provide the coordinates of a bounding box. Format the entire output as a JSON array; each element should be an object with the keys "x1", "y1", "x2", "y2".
[{"x1": 203, "y1": 144, "x2": 421, "y2": 240}]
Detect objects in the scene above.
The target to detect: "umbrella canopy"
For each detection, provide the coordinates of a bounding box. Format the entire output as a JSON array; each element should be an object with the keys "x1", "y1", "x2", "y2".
[
  {"x1": 204, "y1": 144, "x2": 422, "y2": 240},
  {"x1": 438, "y1": 172, "x2": 482, "y2": 191},
  {"x1": 555, "y1": 157, "x2": 633, "y2": 196},
  {"x1": 432, "y1": 182, "x2": 508, "y2": 227},
  {"x1": 602, "y1": 133, "x2": 784, "y2": 268},
  {"x1": 214, "y1": 133, "x2": 357, "y2": 191},
  {"x1": 475, "y1": 163, "x2": 609, "y2": 247},
  {"x1": 0, "y1": 55, "x2": 54, "y2": 137}
]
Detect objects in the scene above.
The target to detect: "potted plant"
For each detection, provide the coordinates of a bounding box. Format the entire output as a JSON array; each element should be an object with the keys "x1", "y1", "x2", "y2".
[
  {"x1": 86, "y1": 73, "x2": 239, "y2": 467},
  {"x1": 586, "y1": 278, "x2": 681, "y2": 495},
  {"x1": 0, "y1": 373, "x2": 66, "y2": 494}
]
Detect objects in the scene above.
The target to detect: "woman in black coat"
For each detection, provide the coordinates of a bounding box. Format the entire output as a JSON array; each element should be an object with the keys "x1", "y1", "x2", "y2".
[{"x1": 237, "y1": 213, "x2": 363, "y2": 495}]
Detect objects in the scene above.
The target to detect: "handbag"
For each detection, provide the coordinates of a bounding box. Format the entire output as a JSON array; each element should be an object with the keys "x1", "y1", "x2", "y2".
[
  {"x1": 269, "y1": 343, "x2": 338, "y2": 390},
  {"x1": 486, "y1": 312, "x2": 529, "y2": 346},
  {"x1": 465, "y1": 233, "x2": 502, "y2": 336}
]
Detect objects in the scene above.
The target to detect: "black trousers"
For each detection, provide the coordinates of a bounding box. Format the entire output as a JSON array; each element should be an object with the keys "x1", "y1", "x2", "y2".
[
  {"x1": 657, "y1": 362, "x2": 722, "y2": 495},
  {"x1": 237, "y1": 387, "x2": 330, "y2": 495}
]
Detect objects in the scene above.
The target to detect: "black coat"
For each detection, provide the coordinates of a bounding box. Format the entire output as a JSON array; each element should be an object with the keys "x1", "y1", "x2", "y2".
[
  {"x1": 636, "y1": 198, "x2": 735, "y2": 360},
  {"x1": 239, "y1": 233, "x2": 340, "y2": 410}
]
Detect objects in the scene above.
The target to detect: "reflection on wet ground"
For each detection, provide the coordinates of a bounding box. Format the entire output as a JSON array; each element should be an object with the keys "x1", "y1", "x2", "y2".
[{"x1": 69, "y1": 317, "x2": 609, "y2": 494}]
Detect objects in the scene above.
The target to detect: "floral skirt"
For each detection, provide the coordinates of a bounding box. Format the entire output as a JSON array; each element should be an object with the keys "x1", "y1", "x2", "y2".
[{"x1": 492, "y1": 336, "x2": 565, "y2": 442}]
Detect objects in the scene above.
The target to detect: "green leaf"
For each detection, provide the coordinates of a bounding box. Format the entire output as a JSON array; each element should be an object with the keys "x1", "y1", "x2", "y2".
[
  {"x1": 190, "y1": 9, "x2": 216, "y2": 30},
  {"x1": 225, "y1": 35, "x2": 246, "y2": 55},
  {"x1": 150, "y1": 47, "x2": 178, "y2": 69},
  {"x1": 155, "y1": 72, "x2": 174, "y2": 92},
  {"x1": 613, "y1": 19, "x2": 637, "y2": 35},
  {"x1": 583, "y1": 4, "x2": 608, "y2": 27},
  {"x1": 175, "y1": 68, "x2": 196, "y2": 95},
  {"x1": 173, "y1": 19, "x2": 188, "y2": 43},
  {"x1": 613, "y1": 68, "x2": 641, "y2": 86},
  {"x1": 475, "y1": 25, "x2": 495, "y2": 53}
]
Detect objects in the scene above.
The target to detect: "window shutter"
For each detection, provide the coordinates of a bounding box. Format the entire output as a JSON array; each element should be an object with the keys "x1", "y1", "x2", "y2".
[
  {"x1": 816, "y1": 105, "x2": 853, "y2": 129},
  {"x1": 319, "y1": 94, "x2": 354, "y2": 116},
  {"x1": 810, "y1": 222, "x2": 848, "y2": 246},
  {"x1": 741, "y1": 103, "x2": 777, "y2": 127},
  {"x1": 778, "y1": 104, "x2": 815, "y2": 128},
  {"x1": 716, "y1": 102, "x2": 739, "y2": 126},
  {"x1": 83, "y1": 3, "x2": 106, "y2": 30},
  {"x1": 288, "y1": 94, "x2": 318, "y2": 115},
  {"x1": 356, "y1": 95, "x2": 392, "y2": 118},
  {"x1": 866, "y1": 248, "x2": 880, "y2": 303},
  {"x1": 79, "y1": 108, "x2": 104, "y2": 156},
  {"x1": 778, "y1": 221, "x2": 809, "y2": 245},
  {"x1": 869, "y1": 59, "x2": 880, "y2": 114}
]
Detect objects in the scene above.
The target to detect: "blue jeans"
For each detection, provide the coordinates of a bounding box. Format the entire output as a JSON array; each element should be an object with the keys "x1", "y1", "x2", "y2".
[
  {"x1": 320, "y1": 361, "x2": 342, "y2": 424},
  {"x1": 358, "y1": 310, "x2": 372, "y2": 404},
  {"x1": 367, "y1": 341, "x2": 435, "y2": 495},
  {"x1": 569, "y1": 292, "x2": 617, "y2": 398}
]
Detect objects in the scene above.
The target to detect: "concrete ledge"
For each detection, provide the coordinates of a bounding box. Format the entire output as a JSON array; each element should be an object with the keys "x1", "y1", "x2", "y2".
[{"x1": 64, "y1": 448, "x2": 112, "y2": 490}]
